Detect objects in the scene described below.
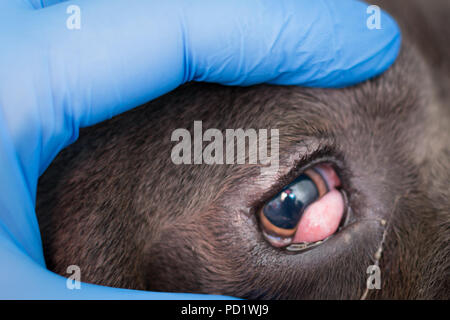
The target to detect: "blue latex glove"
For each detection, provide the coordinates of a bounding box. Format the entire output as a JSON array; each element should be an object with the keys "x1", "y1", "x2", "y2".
[{"x1": 0, "y1": 0, "x2": 400, "y2": 299}]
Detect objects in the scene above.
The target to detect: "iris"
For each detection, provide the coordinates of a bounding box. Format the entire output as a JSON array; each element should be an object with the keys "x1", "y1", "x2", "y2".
[{"x1": 263, "y1": 174, "x2": 319, "y2": 229}]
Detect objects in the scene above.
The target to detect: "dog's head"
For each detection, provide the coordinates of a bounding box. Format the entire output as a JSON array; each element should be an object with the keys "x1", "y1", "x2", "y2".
[{"x1": 37, "y1": 1, "x2": 450, "y2": 299}]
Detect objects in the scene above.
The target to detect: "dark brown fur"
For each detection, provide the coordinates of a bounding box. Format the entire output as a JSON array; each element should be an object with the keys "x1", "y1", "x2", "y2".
[{"x1": 36, "y1": 0, "x2": 450, "y2": 299}]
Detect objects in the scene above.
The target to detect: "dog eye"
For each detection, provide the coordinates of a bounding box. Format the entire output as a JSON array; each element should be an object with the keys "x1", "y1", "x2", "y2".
[{"x1": 259, "y1": 164, "x2": 345, "y2": 251}]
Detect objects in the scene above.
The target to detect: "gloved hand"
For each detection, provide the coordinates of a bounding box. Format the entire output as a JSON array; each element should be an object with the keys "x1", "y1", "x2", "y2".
[{"x1": 0, "y1": 0, "x2": 400, "y2": 299}]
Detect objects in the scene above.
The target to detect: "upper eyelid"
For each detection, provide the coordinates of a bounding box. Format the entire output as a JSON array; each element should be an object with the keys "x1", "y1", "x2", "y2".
[
  {"x1": 250, "y1": 139, "x2": 341, "y2": 212},
  {"x1": 267, "y1": 147, "x2": 337, "y2": 198}
]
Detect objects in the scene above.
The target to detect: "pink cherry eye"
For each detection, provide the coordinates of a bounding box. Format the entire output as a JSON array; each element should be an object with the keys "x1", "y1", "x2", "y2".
[{"x1": 259, "y1": 163, "x2": 345, "y2": 251}]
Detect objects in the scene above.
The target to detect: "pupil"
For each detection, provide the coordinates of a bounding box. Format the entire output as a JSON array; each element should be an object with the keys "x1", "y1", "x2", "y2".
[{"x1": 263, "y1": 174, "x2": 319, "y2": 229}]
